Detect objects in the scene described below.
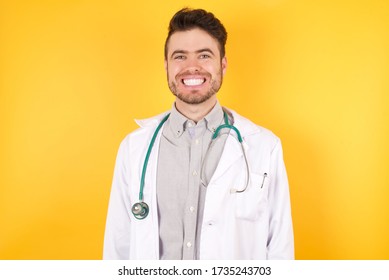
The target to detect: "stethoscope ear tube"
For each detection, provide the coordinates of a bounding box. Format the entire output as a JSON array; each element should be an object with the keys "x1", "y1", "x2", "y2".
[
  {"x1": 230, "y1": 141, "x2": 250, "y2": 193},
  {"x1": 202, "y1": 112, "x2": 250, "y2": 191}
]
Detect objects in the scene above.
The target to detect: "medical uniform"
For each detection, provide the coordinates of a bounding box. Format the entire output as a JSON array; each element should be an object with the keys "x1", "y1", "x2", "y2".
[{"x1": 103, "y1": 107, "x2": 294, "y2": 259}]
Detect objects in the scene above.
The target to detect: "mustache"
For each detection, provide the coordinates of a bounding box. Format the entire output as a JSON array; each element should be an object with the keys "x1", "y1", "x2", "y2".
[{"x1": 176, "y1": 70, "x2": 211, "y2": 78}]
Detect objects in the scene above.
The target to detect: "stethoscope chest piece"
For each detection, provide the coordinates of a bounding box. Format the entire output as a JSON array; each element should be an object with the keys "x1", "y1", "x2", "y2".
[{"x1": 131, "y1": 201, "x2": 149, "y2": 220}]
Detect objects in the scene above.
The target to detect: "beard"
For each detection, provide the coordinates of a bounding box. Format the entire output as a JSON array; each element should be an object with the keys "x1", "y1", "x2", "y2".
[{"x1": 168, "y1": 69, "x2": 223, "y2": 105}]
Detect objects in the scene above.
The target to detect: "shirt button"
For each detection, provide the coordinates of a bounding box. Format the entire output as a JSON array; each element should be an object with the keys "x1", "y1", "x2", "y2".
[
  {"x1": 187, "y1": 122, "x2": 193, "y2": 127},
  {"x1": 189, "y1": 206, "x2": 195, "y2": 213},
  {"x1": 195, "y1": 139, "x2": 199, "y2": 145},
  {"x1": 192, "y1": 170, "x2": 198, "y2": 176},
  {"x1": 186, "y1": 242, "x2": 192, "y2": 248}
]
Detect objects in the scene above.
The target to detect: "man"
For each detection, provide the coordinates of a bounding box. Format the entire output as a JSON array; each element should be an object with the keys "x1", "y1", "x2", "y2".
[{"x1": 103, "y1": 8, "x2": 294, "y2": 260}]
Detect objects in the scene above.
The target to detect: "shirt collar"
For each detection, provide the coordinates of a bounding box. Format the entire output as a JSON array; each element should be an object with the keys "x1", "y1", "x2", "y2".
[
  {"x1": 168, "y1": 101, "x2": 224, "y2": 138},
  {"x1": 203, "y1": 101, "x2": 224, "y2": 133}
]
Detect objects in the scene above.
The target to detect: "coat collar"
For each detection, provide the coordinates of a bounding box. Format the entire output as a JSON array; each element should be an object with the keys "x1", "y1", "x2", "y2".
[
  {"x1": 134, "y1": 111, "x2": 169, "y2": 128},
  {"x1": 134, "y1": 107, "x2": 261, "y2": 138}
]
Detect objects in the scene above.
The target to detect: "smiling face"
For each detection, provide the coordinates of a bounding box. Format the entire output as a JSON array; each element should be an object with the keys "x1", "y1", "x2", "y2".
[{"x1": 165, "y1": 28, "x2": 227, "y2": 108}]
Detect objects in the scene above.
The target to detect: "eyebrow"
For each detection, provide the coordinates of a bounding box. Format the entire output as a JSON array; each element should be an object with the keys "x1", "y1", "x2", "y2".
[{"x1": 170, "y1": 48, "x2": 215, "y2": 59}]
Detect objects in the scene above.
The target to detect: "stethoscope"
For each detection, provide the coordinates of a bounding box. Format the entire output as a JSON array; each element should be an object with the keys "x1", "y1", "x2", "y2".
[{"x1": 131, "y1": 110, "x2": 250, "y2": 220}]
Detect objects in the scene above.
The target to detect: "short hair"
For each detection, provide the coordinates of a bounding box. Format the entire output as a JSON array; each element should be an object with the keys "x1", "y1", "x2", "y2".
[{"x1": 164, "y1": 8, "x2": 227, "y2": 59}]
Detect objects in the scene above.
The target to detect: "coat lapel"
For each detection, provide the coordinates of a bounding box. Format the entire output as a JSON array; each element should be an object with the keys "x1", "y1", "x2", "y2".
[
  {"x1": 208, "y1": 109, "x2": 260, "y2": 184},
  {"x1": 208, "y1": 131, "x2": 247, "y2": 184}
]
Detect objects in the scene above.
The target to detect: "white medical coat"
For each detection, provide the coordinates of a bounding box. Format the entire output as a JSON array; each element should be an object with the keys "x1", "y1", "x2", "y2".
[{"x1": 103, "y1": 108, "x2": 294, "y2": 259}]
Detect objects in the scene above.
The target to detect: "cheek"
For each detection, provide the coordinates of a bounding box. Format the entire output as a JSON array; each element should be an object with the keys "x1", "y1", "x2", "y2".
[
  {"x1": 167, "y1": 65, "x2": 180, "y2": 80},
  {"x1": 168, "y1": 71, "x2": 177, "y2": 83},
  {"x1": 204, "y1": 63, "x2": 221, "y2": 76}
]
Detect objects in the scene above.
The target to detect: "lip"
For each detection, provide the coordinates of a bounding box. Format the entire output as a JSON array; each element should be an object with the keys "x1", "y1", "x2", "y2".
[{"x1": 179, "y1": 75, "x2": 207, "y2": 87}]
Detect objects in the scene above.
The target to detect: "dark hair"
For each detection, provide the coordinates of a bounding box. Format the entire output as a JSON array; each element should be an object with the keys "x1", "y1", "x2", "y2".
[{"x1": 164, "y1": 8, "x2": 227, "y2": 59}]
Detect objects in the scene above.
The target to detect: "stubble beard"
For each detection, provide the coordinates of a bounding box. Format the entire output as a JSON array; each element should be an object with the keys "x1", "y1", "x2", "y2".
[{"x1": 168, "y1": 70, "x2": 223, "y2": 105}]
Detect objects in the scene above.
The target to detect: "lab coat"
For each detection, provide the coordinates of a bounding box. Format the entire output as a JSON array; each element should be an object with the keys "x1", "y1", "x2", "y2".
[{"x1": 103, "y1": 108, "x2": 294, "y2": 259}]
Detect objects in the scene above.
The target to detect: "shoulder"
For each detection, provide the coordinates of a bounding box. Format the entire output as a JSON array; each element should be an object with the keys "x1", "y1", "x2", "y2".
[
  {"x1": 118, "y1": 110, "x2": 169, "y2": 146},
  {"x1": 115, "y1": 111, "x2": 170, "y2": 158},
  {"x1": 125, "y1": 110, "x2": 171, "y2": 139}
]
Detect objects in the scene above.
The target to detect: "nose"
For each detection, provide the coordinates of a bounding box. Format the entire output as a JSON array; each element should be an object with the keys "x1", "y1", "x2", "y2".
[{"x1": 183, "y1": 56, "x2": 201, "y2": 73}]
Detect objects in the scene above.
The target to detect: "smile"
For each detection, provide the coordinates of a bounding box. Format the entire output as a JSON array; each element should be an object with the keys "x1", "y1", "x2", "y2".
[{"x1": 182, "y1": 78, "x2": 206, "y2": 86}]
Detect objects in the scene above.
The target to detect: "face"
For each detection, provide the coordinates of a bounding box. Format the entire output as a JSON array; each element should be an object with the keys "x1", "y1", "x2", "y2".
[{"x1": 165, "y1": 28, "x2": 227, "y2": 106}]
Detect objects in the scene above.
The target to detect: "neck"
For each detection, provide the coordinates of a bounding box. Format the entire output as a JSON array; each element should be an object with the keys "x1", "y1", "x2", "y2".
[{"x1": 175, "y1": 97, "x2": 217, "y2": 123}]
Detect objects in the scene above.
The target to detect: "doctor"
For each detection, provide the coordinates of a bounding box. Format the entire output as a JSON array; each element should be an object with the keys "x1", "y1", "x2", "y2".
[{"x1": 103, "y1": 8, "x2": 294, "y2": 260}]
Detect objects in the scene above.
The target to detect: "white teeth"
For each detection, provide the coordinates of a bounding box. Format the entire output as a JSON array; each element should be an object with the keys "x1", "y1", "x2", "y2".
[{"x1": 183, "y1": 78, "x2": 205, "y2": 86}]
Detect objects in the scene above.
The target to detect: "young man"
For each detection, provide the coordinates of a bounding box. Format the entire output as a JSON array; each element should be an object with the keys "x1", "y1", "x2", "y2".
[{"x1": 103, "y1": 8, "x2": 294, "y2": 260}]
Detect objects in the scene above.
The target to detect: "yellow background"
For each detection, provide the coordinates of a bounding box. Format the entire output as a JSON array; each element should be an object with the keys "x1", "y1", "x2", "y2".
[{"x1": 1, "y1": 0, "x2": 388, "y2": 259}]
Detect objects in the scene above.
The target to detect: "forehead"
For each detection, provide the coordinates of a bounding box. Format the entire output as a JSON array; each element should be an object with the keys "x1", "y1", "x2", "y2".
[{"x1": 166, "y1": 28, "x2": 221, "y2": 56}]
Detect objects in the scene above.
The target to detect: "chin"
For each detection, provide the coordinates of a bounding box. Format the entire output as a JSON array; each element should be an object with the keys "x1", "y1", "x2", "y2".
[{"x1": 177, "y1": 92, "x2": 215, "y2": 105}]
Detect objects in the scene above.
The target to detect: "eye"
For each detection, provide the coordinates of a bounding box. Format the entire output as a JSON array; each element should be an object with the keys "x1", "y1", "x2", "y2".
[
  {"x1": 174, "y1": 55, "x2": 185, "y2": 60},
  {"x1": 199, "y1": 54, "x2": 211, "y2": 59}
]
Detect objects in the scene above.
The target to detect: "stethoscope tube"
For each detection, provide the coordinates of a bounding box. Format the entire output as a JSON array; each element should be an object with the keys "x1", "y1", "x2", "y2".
[
  {"x1": 139, "y1": 113, "x2": 170, "y2": 202},
  {"x1": 201, "y1": 113, "x2": 250, "y2": 193},
  {"x1": 131, "y1": 110, "x2": 249, "y2": 220},
  {"x1": 132, "y1": 113, "x2": 170, "y2": 220}
]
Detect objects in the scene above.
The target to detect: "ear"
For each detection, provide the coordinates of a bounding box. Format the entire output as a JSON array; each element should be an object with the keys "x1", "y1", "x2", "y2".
[
  {"x1": 221, "y1": 56, "x2": 227, "y2": 76},
  {"x1": 164, "y1": 59, "x2": 168, "y2": 73}
]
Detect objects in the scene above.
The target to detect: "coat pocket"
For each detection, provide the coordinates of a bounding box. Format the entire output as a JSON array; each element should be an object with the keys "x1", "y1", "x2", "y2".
[{"x1": 235, "y1": 172, "x2": 268, "y2": 221}]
